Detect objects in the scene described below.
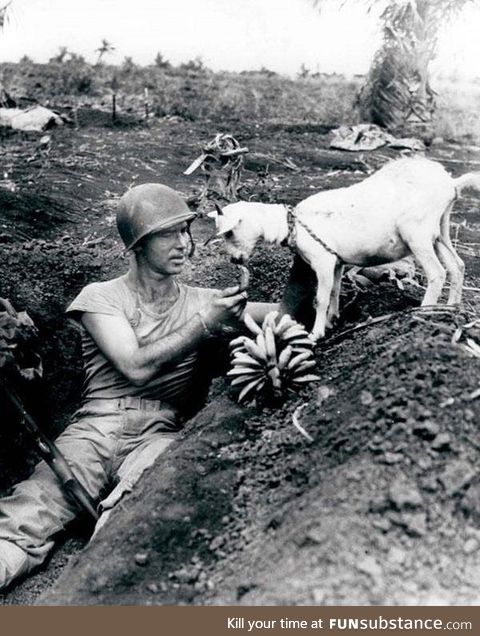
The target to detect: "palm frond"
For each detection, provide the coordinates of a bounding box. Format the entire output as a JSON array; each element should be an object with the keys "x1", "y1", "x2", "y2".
[
  {"x1": 0, "y1": 1, "x2": 12, "y2": 29},
  {"x1": 311, "y1": 0, "x2": 476, "y2": 130}
]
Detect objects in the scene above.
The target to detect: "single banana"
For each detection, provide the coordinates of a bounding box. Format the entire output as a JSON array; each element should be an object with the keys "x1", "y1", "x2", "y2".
[
  {"x1": 256, "y1": 331, "x2": 268, "y2": 355},
  {"x1": 262, "y1": 310, "x2": 279, "y2": 332},
  {"x1": 291, "y1": 373, "x2": 320, "y2": 384},
  {"x1": 274, "y1": 314, "x2": 298, "y2": 337},
  {"x1": 264, "y1": 326, "x2": 277, "y2": 363},
  {"x1": 282, "y1": 325, "x2": 310, "y2": 342},
  {"x1": 243, "y1": 337, "x2": 268, "y2": 362},
  {"x1": 238, "y1": 264, "x2": 250, "y2": 290},
  {"x1": 229, "y1": 335, "x2": 248, "y2": 349},
  {"x1": 286, "y1": 336, "x2": 314, "y2": 348},
  {"x1": 243, "y1": 312, "x2": 262, "y2": 336},
  {"x1": 277, "y1": 345, "x2": 293, "y2": 370},
  {"x1": 227, "y1": 367, "x2": 262, "y2": 377},
  {"x1": 238, "y1": 377, "x2": 265, "y2": 403},
  {"x1": 291, "y1": 359, "x2": 316, "y2": 375},
  {"x1": 232, "y1": 353, "x2": 263, "y2": 367},
  {"x1": 231, "y1": 346, "x2": 247, "y2": 355},
  {"x1": 287, "y1": 351, "x2": 312, "y2": 371},
  {"x1": 231, "y1": 373, "x2": 262, "y2": 387}
]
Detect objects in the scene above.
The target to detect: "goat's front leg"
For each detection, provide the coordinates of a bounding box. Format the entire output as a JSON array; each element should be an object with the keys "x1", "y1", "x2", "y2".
[
  {"x1": 326, "y1": 261, "x2": 344, "y2": 328},
  {"x1": 309, "y1": 256, "x2": 337, "y2": 341}
]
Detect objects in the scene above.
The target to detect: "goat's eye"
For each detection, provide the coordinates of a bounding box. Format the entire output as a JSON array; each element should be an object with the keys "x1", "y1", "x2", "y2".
[{"x1": 224, "y1": 230, "x2": 233, "y2": 239}]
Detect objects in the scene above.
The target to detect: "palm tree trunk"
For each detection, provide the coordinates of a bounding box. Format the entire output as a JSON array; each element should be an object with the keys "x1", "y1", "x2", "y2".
[{"x1": 359, "y1": 1, "x2": 437, "y2": 135}]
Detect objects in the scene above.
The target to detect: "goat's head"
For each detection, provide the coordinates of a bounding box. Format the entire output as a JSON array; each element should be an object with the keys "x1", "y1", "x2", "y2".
[{"x1": 207, "y1": 202, "x2": 263, "y2": 264}]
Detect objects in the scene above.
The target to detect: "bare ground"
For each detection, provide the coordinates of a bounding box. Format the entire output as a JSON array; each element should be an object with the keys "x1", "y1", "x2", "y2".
[{"x1": 1, "y1": 112, "x2": 480, "y2": 605}]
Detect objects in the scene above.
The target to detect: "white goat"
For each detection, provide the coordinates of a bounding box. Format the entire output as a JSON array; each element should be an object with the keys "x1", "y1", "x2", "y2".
[{"x1": 209, "y1": 157, "x2": 480, "y2": 341}]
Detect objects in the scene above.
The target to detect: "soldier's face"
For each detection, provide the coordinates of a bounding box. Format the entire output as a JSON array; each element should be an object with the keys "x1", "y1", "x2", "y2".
[{"x1": 141, "y1": 222, "x2": 190, "y2": 275}]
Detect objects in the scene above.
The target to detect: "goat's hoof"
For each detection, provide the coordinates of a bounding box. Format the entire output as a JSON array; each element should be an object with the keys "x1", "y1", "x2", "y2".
[{"x1": 326, "y1": 315, "x2": 339, "y2": 329}]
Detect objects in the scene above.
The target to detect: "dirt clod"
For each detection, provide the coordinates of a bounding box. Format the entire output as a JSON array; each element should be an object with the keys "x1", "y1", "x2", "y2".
[
  {"x1": 389, "y1": 477, "x2": 423, "y2": 511},
  {"x1": 439, "y1": 460, "x2": 477, "y2": 496}
]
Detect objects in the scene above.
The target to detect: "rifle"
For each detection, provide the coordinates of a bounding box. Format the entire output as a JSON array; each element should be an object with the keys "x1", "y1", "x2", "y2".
[{"x1": 1, "y1": 382, "x2": 99, "y2": 522}]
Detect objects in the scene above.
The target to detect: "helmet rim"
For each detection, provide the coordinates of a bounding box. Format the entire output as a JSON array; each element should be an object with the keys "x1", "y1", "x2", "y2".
[{"x1": 116, "y1": 183, "x2": 196, "y2": 250}]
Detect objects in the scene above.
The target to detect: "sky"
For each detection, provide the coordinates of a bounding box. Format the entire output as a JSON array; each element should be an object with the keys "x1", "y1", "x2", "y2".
[{"x1": 1, "y1": 0, "x2": 480, "y2": 78}]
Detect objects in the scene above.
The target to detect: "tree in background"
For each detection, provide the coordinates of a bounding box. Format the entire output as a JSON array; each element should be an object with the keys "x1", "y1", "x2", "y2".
[
  {"x1": 95, "y1": 38, "x2": 115, "y2": 65},
  {"x1": 50, "y1": 46, "x2": 70, "y2": 63},
  {"x1": 154, "y1": 52, "x2": 172, "y2": 70},
  {"x1": 0, "y1": 1, "x2": 11, "y2": 29},
  {"x1": 314, "y1": 0, "x2": 475, "y2": 132},
  {"x1": 0, "y1": 1, "x2": 13, "y2": 106}
]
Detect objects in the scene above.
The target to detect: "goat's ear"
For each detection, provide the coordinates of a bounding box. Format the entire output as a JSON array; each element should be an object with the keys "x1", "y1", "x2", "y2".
[
  {"x1": 216, "y1": 216, "x2": 241, "y2": 236},
  {"x1": 206, "y1": 203, "x2": 224, "y2": 225}
]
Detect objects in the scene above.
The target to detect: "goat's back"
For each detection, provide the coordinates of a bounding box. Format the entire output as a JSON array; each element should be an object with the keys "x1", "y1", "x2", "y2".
[
  {"x1": 294, "y1": 157, "x2": 456, "y2": 265},
  {"x1": 297, "y1": 158, "x2": 454, "y2": 216}
]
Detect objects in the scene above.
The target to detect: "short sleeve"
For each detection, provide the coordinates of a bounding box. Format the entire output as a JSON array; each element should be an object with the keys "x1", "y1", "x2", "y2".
[{"x1": 66, "y1": 281, "x2": 127, "y2": 321}]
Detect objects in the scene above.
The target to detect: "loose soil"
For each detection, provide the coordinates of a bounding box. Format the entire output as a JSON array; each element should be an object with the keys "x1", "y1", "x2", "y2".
[{"x1": 1, "y1": 111, "x2": 480, "y2": 605}]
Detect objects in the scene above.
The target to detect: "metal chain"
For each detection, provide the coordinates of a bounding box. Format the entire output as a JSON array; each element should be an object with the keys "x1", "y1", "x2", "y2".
[{"x1": 285, "y1": 205, "x2": 342, "y2": 261}]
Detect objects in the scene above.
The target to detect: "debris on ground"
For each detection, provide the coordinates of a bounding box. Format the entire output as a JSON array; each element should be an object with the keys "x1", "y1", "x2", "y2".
[
  {"x1": 0, "y1": 106, "x2": 65, "y2": 132},
  {"x1": 184, "y1": 133, "x2": 248, "y2": 210},
  {"x1": 330, "y1": 124, "x2": 425, "y2": 153}
]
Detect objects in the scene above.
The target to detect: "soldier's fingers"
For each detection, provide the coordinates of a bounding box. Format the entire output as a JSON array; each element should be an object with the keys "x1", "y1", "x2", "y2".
[{"x1": 220, "y1": 285, "x2": 242, "y2": 297}]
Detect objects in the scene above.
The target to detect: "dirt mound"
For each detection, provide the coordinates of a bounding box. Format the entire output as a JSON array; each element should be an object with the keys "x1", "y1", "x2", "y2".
[
  {"x1": 38, "y1": 303, "x2": 480, "y2": 605},
  {"x1": 1, "y1": 115, "x2": 480, "y2": 605}
]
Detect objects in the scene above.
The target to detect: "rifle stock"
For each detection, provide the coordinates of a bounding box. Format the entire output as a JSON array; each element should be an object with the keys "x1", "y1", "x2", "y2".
[{"x1": 1, "y1": 383, "x2": 99, "y2": 522}]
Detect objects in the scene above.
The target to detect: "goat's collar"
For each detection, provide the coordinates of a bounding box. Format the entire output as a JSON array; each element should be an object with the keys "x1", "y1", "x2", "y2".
[{"x1": 281, "y1": 204, "x2": 343, "y2": 261}]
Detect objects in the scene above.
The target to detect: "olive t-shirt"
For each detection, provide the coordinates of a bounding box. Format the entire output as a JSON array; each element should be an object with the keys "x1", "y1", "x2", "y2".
[{"x1": 66, "y1": 275, "x2": 217, "y2": 409}]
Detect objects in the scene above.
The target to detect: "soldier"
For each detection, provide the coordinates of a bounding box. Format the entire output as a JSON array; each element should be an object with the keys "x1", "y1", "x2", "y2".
[{"x1": 0, "y1": 183, "x2": 275, "y2": 589}]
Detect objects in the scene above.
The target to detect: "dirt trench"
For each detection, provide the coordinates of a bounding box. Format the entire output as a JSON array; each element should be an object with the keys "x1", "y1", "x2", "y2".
[
  {"x1": 1, "y1": 116, "x2": 480, "y2": 604},
  {"x1": 37, "y1": 301, "x2": 480, "y2": 605}
]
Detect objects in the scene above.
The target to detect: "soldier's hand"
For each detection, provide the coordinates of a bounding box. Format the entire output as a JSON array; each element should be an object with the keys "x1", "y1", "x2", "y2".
[{"x1": 201, "y1": 285, "x2": 248, "y2": 332}]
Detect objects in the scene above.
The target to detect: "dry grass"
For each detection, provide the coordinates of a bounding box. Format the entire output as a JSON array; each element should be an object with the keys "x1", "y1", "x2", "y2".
[
  {"x1": 433, "y1": 77, "x2": 480, "y2": 142},
  {"x1": 0, "y1": 58, "x2": 479, "y2": 140}
]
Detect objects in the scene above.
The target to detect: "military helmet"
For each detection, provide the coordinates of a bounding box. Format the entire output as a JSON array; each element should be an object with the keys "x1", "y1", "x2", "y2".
[{"x1": 116, "y1": 183, "x2": 196, "y2": 250}]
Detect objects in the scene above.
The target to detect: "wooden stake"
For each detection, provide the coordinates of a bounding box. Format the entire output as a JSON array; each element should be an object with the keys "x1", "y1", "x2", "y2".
[{"x1": 144, "y1": 87, "x2": 149, "y2": 120}]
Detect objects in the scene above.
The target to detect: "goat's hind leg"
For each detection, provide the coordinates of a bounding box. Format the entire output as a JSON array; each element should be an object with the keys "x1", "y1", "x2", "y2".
[
  {"x1": 438, "y1": 204, "x2": 465, "y2": 304},
  {"x1": 404, "y1": 234, "x2": 447, "y2": 306},
  {"x1": 435, "y1": 238, "x2": 464, "y2": 305}
]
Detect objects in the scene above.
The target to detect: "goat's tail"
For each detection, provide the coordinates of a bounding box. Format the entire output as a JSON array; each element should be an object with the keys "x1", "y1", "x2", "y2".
[{"x1": 453, "y1": 172, "x2": 480, "y2": 195}]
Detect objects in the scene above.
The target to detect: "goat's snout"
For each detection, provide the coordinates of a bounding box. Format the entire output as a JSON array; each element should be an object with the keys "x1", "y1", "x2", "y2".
[{"x1": 230, "y1": 254, "x2": 245, "y2": 265}]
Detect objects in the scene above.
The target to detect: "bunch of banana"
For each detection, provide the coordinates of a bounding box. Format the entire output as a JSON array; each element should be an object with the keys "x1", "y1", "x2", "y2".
[{"x1": 227, "y1": 310, "x2": 319, "y2": 405}]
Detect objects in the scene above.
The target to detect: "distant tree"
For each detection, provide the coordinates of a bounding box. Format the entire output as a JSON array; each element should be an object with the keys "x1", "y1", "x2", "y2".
[
  {"x1": 312, "y1": 0, "x2": 476, "y2": 131},
  {"x1": 154, "y1": 52, "x2": 171, "y2": 69},
  {"x1": 50, "y1": 46, "x2": 69, "y2": 63},
  {"x1": 298, "y1": 63, "x2": 311, "y2": 79},
  {"x1": 68, "y1": 52, "x2": 87, "y2": 64},
  {"x1": 0, "y1": 2, "x2": 13, "y2": 106},
  {"x1": 258, "y1": 66, "x2": 278, "y2": 77},
  {"x1": 95, "y1": 39, "x2": 115, "y2": 65},
  {"x1": 179, "y1": 56, "x2": 206, "y2": 74},
  {"x1": 121, "y1": 56, "x2": 137, "y2": 73}
]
